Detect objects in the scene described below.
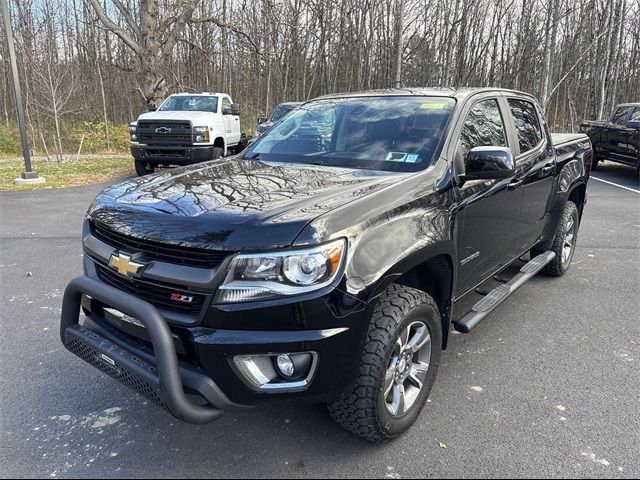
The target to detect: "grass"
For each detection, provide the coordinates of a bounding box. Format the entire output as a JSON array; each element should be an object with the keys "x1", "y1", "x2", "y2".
[{"x1": 0, "y1": 155, "x2": 133, "y2": 191}]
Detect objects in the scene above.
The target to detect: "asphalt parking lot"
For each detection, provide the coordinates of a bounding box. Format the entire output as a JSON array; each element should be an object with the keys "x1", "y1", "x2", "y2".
[{"x1": 1, "y1": 162, "x2": 638, "y2": 479}]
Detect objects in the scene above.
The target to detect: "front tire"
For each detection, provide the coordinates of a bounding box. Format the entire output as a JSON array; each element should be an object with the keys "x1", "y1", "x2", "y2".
[
  {"x1": 212, "y1": 147, "x2": 223, "y2": 160},
  {"x1": 328, "y1": 285, "x2": 442, "y2": 443},
  {"x1": 533, "y1": 201, "x2": 579, "y2": 276},
  {"x1": 134, "y1": 159, "x2": 155, "y2": 176}
]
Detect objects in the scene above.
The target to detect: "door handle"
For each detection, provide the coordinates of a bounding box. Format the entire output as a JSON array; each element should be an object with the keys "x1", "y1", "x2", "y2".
[
  {"x1": 542, "y1": 163, "x2": 555, "y2": 174},
  {"x1": 507, "y1": 179, "x2": 524, "y2": 190}
]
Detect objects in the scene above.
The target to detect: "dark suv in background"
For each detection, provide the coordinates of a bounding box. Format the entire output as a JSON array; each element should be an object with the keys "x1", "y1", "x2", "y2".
[
  {"x1": 254, "y1": 101, "x2": 302, "y2": 138},
  {"x1": 581, "y1": 103, "x2": 640, "y2": 178}
]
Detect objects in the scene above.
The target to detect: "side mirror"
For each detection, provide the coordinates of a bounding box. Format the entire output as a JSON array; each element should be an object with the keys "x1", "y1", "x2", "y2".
[
  {"x1": 626, "y1": 120, "x2": 640, "y2": 129},
  {"x1": 460, "y1": 146, "x2": 515, "y2": 181},
  {"x1": 230, "y1": 103, "x2": 241, "y2": 116},
  {"x1": 257, "y1": 115, "x2": 268, "y2": 125},
  {"x1": 146, "y1": 100, "x2": 157, "y2": 112}
]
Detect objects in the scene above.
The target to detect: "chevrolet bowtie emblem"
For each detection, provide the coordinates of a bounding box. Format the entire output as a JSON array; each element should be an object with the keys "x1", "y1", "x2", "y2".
[{"x1": 108, "y1": 253, "x2": 145, "y2": 276}]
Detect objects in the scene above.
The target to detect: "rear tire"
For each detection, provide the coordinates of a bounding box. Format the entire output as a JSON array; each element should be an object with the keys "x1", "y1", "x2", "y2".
[
  {"x1": 533, "y1": 201, "x2": 579, "y2": 277},
  {"x1": 328, "y1": 285, "x2": 442, "y2": 443},
  {"x1": 134, "y1": 159, "x2": 155, "y2": 176}
]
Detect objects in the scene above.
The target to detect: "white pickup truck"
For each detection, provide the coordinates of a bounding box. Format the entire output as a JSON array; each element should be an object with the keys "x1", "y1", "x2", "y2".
[{"x1": 129, "y1": 93, "x2": 247, "y2": 175}]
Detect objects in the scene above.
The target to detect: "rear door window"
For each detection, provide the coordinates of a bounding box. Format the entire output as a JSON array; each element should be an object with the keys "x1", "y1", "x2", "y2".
[
  {"x1": 508, "y1": 99, "x2": 543, "y2": 154},
  {"x1": 630, "y1": 108, "x2": 640, "y2": 122},
  {"x1": 459, "y1": 99, "x2": 508, "y2": 156}
]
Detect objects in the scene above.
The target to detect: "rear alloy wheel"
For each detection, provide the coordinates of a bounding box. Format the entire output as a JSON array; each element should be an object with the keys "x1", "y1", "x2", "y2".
[
  {"x1": 533, "y1": 200, "x2": 579, "y2": 276},
  {"x1": 328, "y1": 284, "x2": 441, "y2": 443}
]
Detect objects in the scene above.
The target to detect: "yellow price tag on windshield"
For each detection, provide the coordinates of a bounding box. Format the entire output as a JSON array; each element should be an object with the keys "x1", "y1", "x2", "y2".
[{"x1": 420, "y1": 103, "x2": 446, "y2": 109}]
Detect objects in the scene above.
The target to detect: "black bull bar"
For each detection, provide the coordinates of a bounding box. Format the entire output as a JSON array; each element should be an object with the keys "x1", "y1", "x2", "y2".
[{"x1": 60, "y1": 276, "x2": 231, "y2": 424}]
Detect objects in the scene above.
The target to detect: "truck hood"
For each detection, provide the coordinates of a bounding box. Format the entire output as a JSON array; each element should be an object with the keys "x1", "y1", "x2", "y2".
[
  {"x1": 88, "y1": 158, "x2": 405, "y2": 250},
  {"x1": 136, "y1": 110, "x2": 212, "y2": 123}
]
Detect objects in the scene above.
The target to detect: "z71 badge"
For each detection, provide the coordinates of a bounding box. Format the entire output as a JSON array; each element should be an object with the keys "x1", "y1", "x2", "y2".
[{"x1": 170, "y1": 293, "x2": 194, "y2": 304}]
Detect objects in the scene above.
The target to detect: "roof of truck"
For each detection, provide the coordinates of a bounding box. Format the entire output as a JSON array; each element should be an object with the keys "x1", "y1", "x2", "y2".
[
  {"x1": 315, "y1": 87, "x2": 537, "y2": 101},
  {"x1": 171, "y1": 92, "x2": 223, "y2": 96}
]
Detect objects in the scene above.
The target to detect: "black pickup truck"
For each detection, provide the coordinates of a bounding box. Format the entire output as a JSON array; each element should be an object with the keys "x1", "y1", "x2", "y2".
[
  {"x1": 61, "y1": 88, "x2": 591, "y2": 442},
  {"x1": 581, "y1": 103, "x2": 640, "y2": 177}
]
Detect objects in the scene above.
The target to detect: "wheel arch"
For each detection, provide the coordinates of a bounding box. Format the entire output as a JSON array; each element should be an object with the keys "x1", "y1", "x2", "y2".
[
  {"x1": 367, "y1": 244, "x2": 457, "y2": 350},
  {"x1": 567, "y1": 182, "x2": 587, "y2": 220}
]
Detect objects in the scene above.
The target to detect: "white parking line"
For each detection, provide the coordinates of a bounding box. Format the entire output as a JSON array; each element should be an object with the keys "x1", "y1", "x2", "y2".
[{"x1": 590, "y1": 176, "x2": 640, "y2": 194}]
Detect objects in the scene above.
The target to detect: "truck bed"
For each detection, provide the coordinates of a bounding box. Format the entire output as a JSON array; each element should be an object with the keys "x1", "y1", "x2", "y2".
[{"x1": 551, "y1": 132, "x2": 589, "y2": 147}]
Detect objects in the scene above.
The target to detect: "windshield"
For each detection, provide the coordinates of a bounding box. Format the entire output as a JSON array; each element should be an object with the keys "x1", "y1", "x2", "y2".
[
  {"x1": 270, "y1": 104, "x2": 296, "y2": 122},
  {"x1": 158, "y1": 95, "x2": 218, "y2": 113},
  {"x1": 244, "y1": 96, "x2": 455, "y2": 172}
]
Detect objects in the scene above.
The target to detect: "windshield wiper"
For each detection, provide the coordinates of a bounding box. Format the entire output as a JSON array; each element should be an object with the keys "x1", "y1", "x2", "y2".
[{"x1": 243, "y1": 153, "x2": 262, "y2": 160}]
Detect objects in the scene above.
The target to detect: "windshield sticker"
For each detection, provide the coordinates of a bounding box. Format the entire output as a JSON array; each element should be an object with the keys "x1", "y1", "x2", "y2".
[
  {"x1": 420, "y1": 102, "x2": 447, "y2": 109},
  {"x1": 385, "y1": 152, "x2": 420, "y2": 163}
]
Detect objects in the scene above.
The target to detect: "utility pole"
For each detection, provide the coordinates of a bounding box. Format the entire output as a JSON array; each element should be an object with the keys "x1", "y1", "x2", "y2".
[{"x1": 1, "y1": 0, "x2": 44, "y2": 185}]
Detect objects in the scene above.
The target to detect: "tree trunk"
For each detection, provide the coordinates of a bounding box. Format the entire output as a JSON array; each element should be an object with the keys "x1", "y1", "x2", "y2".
[
  {"x1": 394, "y1": 0, "x2": 404, "y2": 87},
  {"x1": 96, "y1": 61, "x2": 111, "y2": 151},
  {"x1": 597, "y1": 0, "x2": 616, "y2": 120}
]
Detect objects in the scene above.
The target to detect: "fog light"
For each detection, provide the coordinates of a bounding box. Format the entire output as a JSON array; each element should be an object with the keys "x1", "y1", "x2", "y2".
[
  {"x1": 232, "y1": 352, "x2": 318, "y2": 391},
  {"x1": 276, "y1": 354, "x2": 295, "y2": 378}
]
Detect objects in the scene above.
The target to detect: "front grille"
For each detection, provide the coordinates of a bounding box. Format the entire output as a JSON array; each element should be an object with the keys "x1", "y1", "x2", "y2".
[
  {"x1": 95, "y1": 263, "x2": 207, "y2": 315},
  {"x1": 136, "y1": 121, "x2": 192, "y2": 146},
  {"x1": 90, "y1": 221, "x2": 230, "y2": 268},
  {"x1": 138, "y1": 121, "x2": 190, "y2": 130},
  {"x1": 64, "y1": 325, "x2": 166, "y2": 409},
  {"x1": 138, "y1": 134, "x2": 193, "y2": 146}
]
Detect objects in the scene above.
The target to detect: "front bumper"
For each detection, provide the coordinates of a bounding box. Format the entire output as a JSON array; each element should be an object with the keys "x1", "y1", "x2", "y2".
[
  {"x1": 61, "y1": 276, "x2": 236, "y2": 423},
  {"x1": 61, "y1": 273, "x2": 368, "y2": 424},
  {"x1": 130, "y1": 144, "x2": 215, "y2": 165}
]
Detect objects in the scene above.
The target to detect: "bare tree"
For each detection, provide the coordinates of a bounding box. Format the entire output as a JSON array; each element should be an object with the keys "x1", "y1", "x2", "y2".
[{"x1": 0, "y1": 0, "x2": 638, "y2": 154}]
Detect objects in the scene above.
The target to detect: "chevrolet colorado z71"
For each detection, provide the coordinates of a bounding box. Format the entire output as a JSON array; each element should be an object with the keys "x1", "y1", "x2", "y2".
[
  {"x1": 580, "y1": 103, "x2": 640, "y2": 179},
  {"x1": 129, "y1": 92, "x2": 247, "y2": 176},
  {"x1": 61, "y1": 88, "x2": 591, "y2": 442}
]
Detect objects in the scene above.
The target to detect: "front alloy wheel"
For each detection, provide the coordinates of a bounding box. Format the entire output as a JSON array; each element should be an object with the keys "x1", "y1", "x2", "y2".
[
  {"x1": 328, "y1": 285, "x2": 442, "y2": 443},
  {"x1": 384, "y1": 321, "x2": 432, "y2": 417}
]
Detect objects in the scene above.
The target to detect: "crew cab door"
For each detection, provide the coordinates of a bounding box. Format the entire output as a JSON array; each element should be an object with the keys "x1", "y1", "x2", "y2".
[
  {"x1": 504, "y1": 97, "x2": 556, "y2": 250},
  {"x1": 454, "y1": 97, "x2": 524, "y2": 294},
  {"x1": 603, "y1": 105, "x2": 637, "y2": 163},
  {"x1": 221, "y1": 95, "x2": 241, "y2": 146}
]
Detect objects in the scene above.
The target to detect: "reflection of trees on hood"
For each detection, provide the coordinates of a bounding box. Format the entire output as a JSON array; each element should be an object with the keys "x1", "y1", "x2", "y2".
[{"x1": 102, "y1": 159, "x2": 387, "y2": 217}]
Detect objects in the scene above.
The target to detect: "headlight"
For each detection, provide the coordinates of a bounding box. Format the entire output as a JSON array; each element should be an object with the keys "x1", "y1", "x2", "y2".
[
  {"x1": 193, "y1": 126, "x2": 209, "y2": 143},
  {"x1": 215, "y1": 239, "x2": 346, "y2": 304},
  {"x1": 129, "y1": 124, "x2": 137, "y2": 141}
]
